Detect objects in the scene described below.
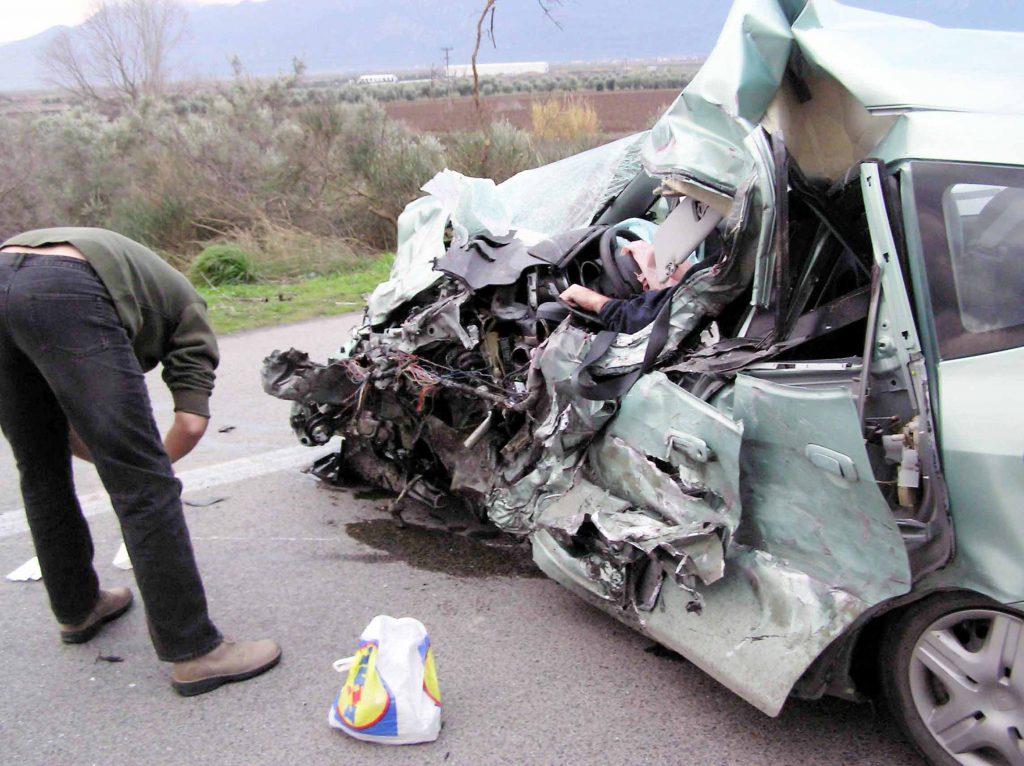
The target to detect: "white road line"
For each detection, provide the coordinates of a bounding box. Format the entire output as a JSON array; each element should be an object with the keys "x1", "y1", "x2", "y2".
[{"x1": 0, "y1": 441, "x2": 336, "y2": 539}]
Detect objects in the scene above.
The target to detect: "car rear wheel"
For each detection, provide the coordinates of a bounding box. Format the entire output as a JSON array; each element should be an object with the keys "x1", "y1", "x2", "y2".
[{"x1": 880, "y1": 592, "x2": 1024, "y2": 766}]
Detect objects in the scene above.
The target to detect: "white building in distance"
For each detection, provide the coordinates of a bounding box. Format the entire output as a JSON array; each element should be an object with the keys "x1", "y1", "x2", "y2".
[
  {"x1": 446, "y1": 61, "x2": 549, "y2": 78},
  {"x1": 357, "y1": 73, "x2": 398, "y2": 84}
]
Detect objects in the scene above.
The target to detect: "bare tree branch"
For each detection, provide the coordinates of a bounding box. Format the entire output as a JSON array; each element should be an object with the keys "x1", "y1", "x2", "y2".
[
  {"x1": 41, "y1": 0, "x2": 187, "y2": 109},
  {"x1": 470, "y1": 0, "x2": 498, "y2": 117},
  {"x1": 471, "y1": 0, "x2": 563, "y2": 117}
]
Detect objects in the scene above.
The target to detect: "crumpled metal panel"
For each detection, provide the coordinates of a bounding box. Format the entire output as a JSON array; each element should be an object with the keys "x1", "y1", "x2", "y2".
[
  {"x1": 586, "y1": 441, "x2": 726, "y2": 587},
  {"x1": 261, "y1": 348, "x2": 362, "y2": 405},
  {"x1": 635, "y1": 544, "x2": 871, "y2": 716},
  {"x1": 366, "y1": 134, "x2": 646, "y2": 325},
  {"x1": 533, "y1": 369, "x2": 912, "y2": 716},
  {"x1": 603, "y1": 372, "x2": 743, "y2": 540},
  {"x1": 488, "y1": 324, "x2": 616, "y2": 533},
  {"x1": 642, "y1": 0, "x2": 793, "y2": 192},
  {"x1": 643, "y1": 0, "x2": 1024, "y2": 191},
  {"x1": 534, "y1": 477, "x2": 724, "y2": 600}
]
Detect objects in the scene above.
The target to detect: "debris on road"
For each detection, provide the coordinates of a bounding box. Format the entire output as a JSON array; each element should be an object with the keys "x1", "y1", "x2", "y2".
[
  {"x1": 112, "y1": 542, "x2": 132, "y2": 571},
  {"x1": 5, "y1": 556, "x2": 41, "y2": 582},
  {"x1": 182, "y1": 495, "x2": 228, "y2": 508}
]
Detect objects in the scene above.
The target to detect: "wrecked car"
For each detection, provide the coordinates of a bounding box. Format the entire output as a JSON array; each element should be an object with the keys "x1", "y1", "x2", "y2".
[{"x1": 262, "y1": 2, "x2": 1024, "y2": 764}]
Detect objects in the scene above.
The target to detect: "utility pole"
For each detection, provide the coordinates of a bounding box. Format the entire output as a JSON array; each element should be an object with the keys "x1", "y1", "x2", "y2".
[{"x1": 441, "y1": 46, "x2": 453, "y2": 102}]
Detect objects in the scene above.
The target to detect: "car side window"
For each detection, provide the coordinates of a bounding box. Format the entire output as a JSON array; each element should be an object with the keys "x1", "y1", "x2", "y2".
[
  {"x1": 942, "y1": 183, "x2": 1024, "y2": 334},
  {"x1": 910, "y1": 161, "x2": 1024, "y2": 359}
]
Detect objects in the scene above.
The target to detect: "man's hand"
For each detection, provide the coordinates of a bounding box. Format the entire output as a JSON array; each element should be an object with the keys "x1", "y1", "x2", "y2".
[
  {"x1": 69, "y1": 427, "x2": 93, "y2": 463},
  {"x1": 69, "y1": 412, "x2": 208, "y2": 465},
  {"x1": 559, "y1": 284, "x2": 612, "y2": 314},
  {"x1": 163, "y1": 411, "x2": 210, "y2": 464}
]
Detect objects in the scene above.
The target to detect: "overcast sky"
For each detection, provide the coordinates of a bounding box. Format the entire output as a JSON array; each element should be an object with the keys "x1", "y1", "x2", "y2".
[{"x1": 1, "y1": 0, "x2": 258, "y2": 44}]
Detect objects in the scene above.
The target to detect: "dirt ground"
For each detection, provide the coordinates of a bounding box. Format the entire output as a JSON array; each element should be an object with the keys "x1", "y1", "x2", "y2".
[{"x1": 384, "y1": 88, "x2": 681, "y2": 135}]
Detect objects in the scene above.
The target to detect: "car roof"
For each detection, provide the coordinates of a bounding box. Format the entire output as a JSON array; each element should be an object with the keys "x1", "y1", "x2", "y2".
[
  {"x1": 791, "y1": 1, "x2": 1024, "y2": 118},
  {"x1": 876, "y1": 112, "x2": 1024, "y2": 168}
]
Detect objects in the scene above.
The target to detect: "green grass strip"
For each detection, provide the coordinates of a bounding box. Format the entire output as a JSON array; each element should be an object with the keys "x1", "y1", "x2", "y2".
[{"x1": 198, "y1": 253, "x2": 394, "y2": 334}]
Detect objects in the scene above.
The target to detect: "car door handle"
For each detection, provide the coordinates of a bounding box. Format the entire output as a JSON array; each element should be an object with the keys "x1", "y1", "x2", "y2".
[
  {"x1": 805, "y1": 444, "x2": 859, "y2": 481},
  {"x1": 665, "y1": 430, "x2": 715, "y2": 463}
]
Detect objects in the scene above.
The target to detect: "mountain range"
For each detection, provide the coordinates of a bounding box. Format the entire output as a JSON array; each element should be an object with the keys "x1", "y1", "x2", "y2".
[{"x1": 2, "y1": 0, "x2": 1022, "y2": 92}]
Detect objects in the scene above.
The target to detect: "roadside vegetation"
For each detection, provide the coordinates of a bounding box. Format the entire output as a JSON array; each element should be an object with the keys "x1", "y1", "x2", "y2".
[
  {"x1": 1, "y1": 0, "x2": 694, "y2": 333},
  {"x1": 1, "y1": 76, "x2": 640, "y2": 331}
]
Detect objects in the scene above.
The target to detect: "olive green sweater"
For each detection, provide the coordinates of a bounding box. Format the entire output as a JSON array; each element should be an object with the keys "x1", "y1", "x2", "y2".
[{"x1": 2, "y1": 228, "x2": 218, "y2": 417}]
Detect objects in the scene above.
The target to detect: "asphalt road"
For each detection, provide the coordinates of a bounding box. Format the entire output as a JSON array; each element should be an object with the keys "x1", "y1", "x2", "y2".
[{"x1": 0, "y1": 315, "x2": 925, "y2": 766}]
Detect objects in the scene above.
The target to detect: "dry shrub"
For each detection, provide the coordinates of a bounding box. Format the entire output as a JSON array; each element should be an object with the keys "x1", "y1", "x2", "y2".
[
  {"x1": 443, "y1": 121, "x2": 539, "y2": 183},
  {"x1": 1, "y1": 78, "x2": 608, "y2": 273},
  {"x1": 530, "y1": 95, "x2": 600, "y2": 143},
  {"x1": 213, "y1": 220, "x2": 369, "y2": 281}
]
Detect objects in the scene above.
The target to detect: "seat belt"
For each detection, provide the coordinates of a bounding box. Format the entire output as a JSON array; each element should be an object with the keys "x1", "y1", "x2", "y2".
[{"x1": 572, "y1": 280, "x2": 681, "y2": 401}]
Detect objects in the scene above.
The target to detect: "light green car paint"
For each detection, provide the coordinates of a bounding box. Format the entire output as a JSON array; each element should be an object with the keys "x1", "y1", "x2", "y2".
[
  {"x1": 534, "y1": 0, "x2": 1024, "y2": 715},
  {"x1": 926, "y1": 348, "x2": 1024, "y2": 605}
]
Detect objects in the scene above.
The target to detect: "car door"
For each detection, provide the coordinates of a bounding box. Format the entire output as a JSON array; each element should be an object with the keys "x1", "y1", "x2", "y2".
[{"x1": 904, "y1": 160, "x2": 1024, "y2": 605}]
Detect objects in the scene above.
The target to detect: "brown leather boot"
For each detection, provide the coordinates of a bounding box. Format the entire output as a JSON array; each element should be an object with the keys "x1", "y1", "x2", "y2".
[
  {"x1": 59, "y1": 587, "x2": 134, "y2": 644},
  {"x1": 171, "y1": 639, "x2": 282, "y2": 697}
]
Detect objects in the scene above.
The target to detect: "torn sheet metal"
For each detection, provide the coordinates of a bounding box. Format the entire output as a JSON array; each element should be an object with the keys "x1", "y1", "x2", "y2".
[
  {"x1": 378, "y1": 291, "x2": 478, "y2": 354},
  {"x1": 262, "y1": 349, "x2": 363, "y2": 405},
  {"x1": 602, "y1": 372, "x2": 743, "y2": 539},
  {"x1": 367, "y1": 195, "x2": 449, "y2": 326},
  {"x1": 435, "y1": 234, "x2": 552, "y2": 292},
  {"x1": 488, "y1": 323, "x2": 615, "y2": 534}
]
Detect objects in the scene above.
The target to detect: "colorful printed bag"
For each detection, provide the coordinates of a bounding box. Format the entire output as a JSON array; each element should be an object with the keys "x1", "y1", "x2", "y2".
[{"x1": 329, "y1": 615, "x2": 442, "y2": 745}]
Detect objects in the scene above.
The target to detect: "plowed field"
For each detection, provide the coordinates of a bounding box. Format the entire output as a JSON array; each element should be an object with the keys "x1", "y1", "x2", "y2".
[{"x1": 384, "y1": 88, "x2": 680, "y2": 135}]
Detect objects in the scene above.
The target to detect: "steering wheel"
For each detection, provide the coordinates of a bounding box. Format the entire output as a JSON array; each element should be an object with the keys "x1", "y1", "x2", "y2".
[{"x1": 599, "y1": 226, "x2": 644, "y2": 298}]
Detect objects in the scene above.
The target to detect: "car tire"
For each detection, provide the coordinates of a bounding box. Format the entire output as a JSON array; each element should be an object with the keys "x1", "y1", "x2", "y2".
[{"x1": 879, "y1": 591, "x2": 1024, "y2": 766}]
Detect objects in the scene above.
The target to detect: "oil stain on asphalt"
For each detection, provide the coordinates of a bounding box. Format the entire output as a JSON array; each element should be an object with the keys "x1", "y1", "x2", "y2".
[{"x1": 343, "y1": 518, "x2": 544, "y2": 579}]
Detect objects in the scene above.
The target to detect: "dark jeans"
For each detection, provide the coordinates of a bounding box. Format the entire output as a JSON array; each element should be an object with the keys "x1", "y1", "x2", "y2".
[{"x1": 0, "y1": 253, "x2": 221, "y2": 662}]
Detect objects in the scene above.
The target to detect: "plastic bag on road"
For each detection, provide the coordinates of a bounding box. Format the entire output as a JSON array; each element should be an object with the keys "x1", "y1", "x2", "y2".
[{"x1": 329, "y1": 615, "x2": 442, "y2": 745}]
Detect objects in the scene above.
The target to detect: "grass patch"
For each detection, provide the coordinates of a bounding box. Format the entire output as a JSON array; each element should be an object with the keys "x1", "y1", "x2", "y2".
[{"x1": 198, "y1": 253, "x2": 394, "y2": 334}]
